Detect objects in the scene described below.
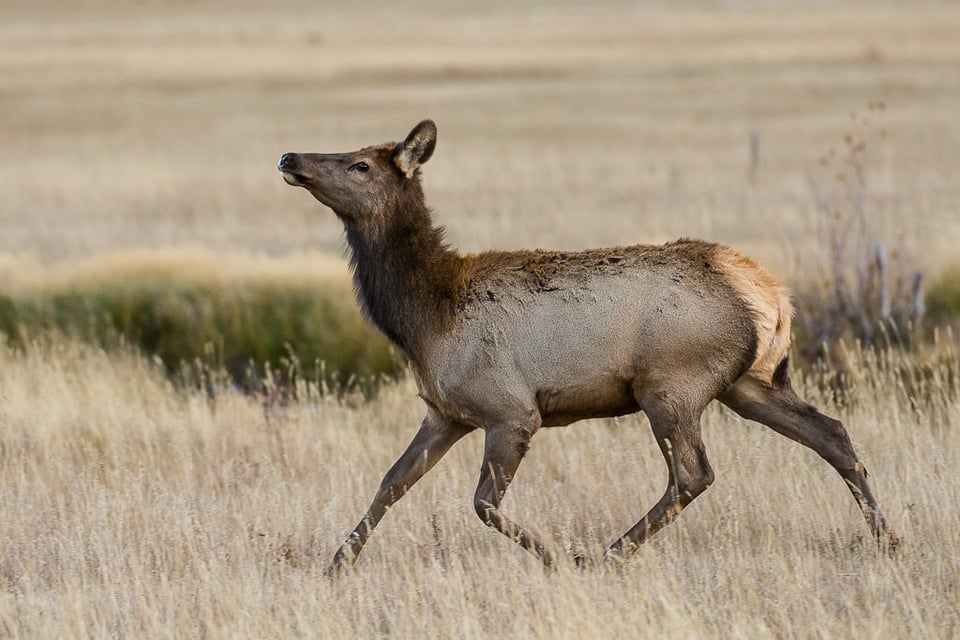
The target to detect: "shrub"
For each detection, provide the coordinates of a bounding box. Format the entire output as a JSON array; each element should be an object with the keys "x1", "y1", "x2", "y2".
[
  {"x1": 926, "y1": 267, "x2": 960, "y2": 329},
  {"x1": 792, "y1": 102, "x2": 925, "y2": 363},
  {"x1": 0, "y1": 278, "x2": 401, "y2": 396}
]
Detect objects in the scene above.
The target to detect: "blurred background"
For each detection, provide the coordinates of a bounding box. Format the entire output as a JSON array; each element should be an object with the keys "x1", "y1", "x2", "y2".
[{"x1": 2, "y1": 0, "x2": 959, "y2": 388}]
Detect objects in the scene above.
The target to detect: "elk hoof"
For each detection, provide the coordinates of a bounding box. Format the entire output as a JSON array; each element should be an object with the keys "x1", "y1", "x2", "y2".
[
  {"x1": 882, "y1": 529, "x2": 902, "y2": 554},
  {"x1": 538, "y1": 549, "x2": 558, "y2": 571},
  {"x1": 323, "y1": 561, "x2": 347, "y2": 580},
  {"x1": 572, "y1": 553, "x2": 596, "y2": 570},
  {"x1": 323, "y1": 551, "x2": 353, "y2": 579},
  {"x1": 600, "y1": 539, "x2": 634, "y2": 566}
]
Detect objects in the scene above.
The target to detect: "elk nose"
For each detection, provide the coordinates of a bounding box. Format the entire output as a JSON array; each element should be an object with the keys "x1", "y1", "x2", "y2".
[{"x1": 278, "y1": 153, "x2": 299, "y2": 171}]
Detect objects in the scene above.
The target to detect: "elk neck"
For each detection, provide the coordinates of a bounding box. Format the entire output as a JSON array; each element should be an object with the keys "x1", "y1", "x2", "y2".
[{"x1": 342, "y1": 180, "x2": 464, "y2": 358}]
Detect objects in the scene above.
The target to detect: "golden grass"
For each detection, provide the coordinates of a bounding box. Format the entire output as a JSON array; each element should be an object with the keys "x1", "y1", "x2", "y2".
[
  {"x1": 3, "y1": 2, "x2": 960, "y2": 637},
  {"x1": 2, "y1": 2, "x2": 959, "y2": 279},
  {"x1": 0, "y1": 247, "x2": 352, "y2": 295},
  {"x1": 1, "y1": 336, "x2": 957, "y2": 638}
]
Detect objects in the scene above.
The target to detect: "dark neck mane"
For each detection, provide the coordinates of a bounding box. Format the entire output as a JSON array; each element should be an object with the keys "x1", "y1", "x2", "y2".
[{"x1": 343, "y1": 180, "x2": 462, "y2": 357}]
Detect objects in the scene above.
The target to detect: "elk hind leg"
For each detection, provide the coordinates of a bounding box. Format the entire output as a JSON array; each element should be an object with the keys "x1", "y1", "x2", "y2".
[
  {"x1": 719, "y1": 374, "x2": 898, "y2": 548},
  {"x1": 604, "y1": 394, "x2": 714, "y2": 562}
]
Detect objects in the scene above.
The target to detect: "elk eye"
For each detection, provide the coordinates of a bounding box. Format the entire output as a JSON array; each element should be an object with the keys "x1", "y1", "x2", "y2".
[{"x1": 350, "y1": 161, "x2": 370, "y2": 173}]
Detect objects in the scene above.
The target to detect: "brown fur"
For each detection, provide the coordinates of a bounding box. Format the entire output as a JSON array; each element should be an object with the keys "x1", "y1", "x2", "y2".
[{"x1": 278, "y1": 120, "x2": 898, "y2": 574}]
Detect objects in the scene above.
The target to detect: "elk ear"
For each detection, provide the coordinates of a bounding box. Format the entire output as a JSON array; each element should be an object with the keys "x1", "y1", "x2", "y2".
[{"x1": 394, "y1": 120, "x2": 437, "y2": 178}]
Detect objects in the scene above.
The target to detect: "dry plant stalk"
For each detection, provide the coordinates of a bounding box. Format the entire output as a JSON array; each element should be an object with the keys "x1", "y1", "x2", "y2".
[{"x1": 797, "y1": 102, "x2": 924, "y2": 362}]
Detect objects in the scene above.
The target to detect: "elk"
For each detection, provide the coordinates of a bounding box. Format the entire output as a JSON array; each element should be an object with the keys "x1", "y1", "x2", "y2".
[{"x1": 278, "y1": 120, "x2": 898, "y2": 574}]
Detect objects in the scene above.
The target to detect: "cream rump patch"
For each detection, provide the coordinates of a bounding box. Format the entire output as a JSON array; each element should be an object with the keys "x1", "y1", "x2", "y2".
[{"x1": 711, "y1": 245, "x2": 794, "y2": 384}]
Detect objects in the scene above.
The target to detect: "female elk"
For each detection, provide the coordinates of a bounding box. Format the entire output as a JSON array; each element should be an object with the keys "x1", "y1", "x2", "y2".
[{"x1": 278, "y1": 120, "x2": 898, "y2": 573}]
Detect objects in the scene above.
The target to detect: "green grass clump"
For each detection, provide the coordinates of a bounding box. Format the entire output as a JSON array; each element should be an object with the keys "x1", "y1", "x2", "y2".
[
  {"x1": 0, "y1": 278, "x2": 400, "y2": 394},
  {"x1": 927, "y1": 266, "x2": 960, "y2": 328}
]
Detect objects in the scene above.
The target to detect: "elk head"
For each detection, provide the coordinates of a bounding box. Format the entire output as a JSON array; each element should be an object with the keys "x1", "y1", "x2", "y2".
[{"x1": 278, "y1": 120, "x2": 437, "y2": 222}]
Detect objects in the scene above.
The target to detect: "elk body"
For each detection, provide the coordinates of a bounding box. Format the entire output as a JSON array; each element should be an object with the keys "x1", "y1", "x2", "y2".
[{"x1": 278, "y1": 120, "x2": 898, "y2": 573}]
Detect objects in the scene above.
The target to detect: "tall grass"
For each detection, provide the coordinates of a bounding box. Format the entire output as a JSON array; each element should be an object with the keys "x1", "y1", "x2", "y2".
[{"x1": 1, "y1": 336, "x2": 956, "y2": 638}]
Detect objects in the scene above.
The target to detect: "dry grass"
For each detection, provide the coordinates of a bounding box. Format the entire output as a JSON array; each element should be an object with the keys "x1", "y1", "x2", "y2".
[
  {"x1": 3, "y1": 1, "x2": 960, "y2": 637},
  {"x1": 0, "y1": 247, "x2": 352, "y2": 295},
  {"x1": 1, "y1": 336, "x2": 958, "y2": 638},
  {"x1": 2, "y1": 1, "x2": 960, "y2": 280}
]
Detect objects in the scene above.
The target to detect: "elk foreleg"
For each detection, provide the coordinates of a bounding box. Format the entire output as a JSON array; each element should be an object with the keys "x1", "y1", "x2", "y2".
[
  {"x1": 473, "y1": 424, "x2": 555, "y2": 567},
  {"x1": 325, "y1": 410, "x2": 472, "y2": 576}
]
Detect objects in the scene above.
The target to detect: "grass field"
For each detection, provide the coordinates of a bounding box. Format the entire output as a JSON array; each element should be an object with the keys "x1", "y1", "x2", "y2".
[
  {"x1": 1, "y1": 336, "x2": 958, "y2": 637},
  {"x1": 2, "y1": 0, "x2": 960, "y2": 637}
]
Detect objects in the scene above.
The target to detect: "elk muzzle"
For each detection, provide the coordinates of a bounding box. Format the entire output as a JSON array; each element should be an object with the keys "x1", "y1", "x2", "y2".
[{"x1": 278, "y1": 153, "x2": 307, "y2": 186}]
